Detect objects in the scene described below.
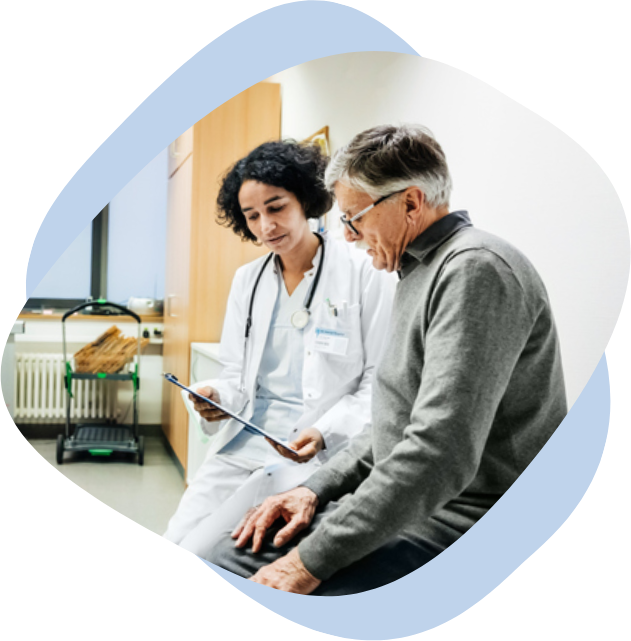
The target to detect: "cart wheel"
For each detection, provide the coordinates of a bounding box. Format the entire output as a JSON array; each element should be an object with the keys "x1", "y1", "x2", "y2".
[
  {"x1": 137, "y1": 436, "x2": 144, "y2": 466},
  {"x1": 56, "y1": 434, "x2": 65, "y2": 465}
]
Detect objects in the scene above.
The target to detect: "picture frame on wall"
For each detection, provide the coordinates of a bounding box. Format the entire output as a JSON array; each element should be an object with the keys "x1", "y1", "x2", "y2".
[
  {"x1": 303, "y1": 126, "x2": 330, "y2": 156},
  {"x1": 303, "y1": 127, "x2": 333, "y2": 234}
]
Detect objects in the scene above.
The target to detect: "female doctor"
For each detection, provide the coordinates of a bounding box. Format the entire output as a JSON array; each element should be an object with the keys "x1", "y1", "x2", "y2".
[{"x1": 163, "y1": 141, "x2": 395, "y2": 557}]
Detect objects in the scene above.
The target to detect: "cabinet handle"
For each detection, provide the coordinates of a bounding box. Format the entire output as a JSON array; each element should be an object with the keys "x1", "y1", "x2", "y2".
[{"x1": 167, "y1": 294, "x2": 178, "y2": 318}]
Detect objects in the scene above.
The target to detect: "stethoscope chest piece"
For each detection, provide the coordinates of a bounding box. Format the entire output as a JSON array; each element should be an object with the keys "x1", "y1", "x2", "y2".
[{"x1": 290, "y1": 309, "x2": 310, "y2": 330}]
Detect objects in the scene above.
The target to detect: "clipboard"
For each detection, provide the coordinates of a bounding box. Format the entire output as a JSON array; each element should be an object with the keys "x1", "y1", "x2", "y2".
[{"x1": 163, "y1": 373, "x2": 298, "y2": 455}]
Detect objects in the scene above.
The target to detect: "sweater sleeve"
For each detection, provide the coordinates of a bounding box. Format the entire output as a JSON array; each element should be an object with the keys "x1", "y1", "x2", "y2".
[
  {"x1": 298, "y1": 249, "x2": 537, "y2": 580},
  {"x1": 300, "y1": 427, "x2": 375, "y2": 505}
]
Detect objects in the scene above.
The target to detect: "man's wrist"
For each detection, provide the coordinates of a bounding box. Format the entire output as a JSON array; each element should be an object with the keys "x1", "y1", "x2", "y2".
[
  {"x1": 294, "y1": 546, "x2": 319, "y2": 582},
  {"x1": 297, "y1": 485, "x2": 319, "y2": 507}
]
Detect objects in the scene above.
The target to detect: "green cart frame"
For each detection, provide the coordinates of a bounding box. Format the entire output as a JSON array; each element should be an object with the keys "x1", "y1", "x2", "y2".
[{"x1": 57, "y1": 300, "x2": 144, "y2": 465}]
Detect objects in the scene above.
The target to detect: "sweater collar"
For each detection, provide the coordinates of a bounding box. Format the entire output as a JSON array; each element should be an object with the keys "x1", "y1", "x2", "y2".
[{"x1": 400, "y1": 211, "x2": 472, "y2": 278}]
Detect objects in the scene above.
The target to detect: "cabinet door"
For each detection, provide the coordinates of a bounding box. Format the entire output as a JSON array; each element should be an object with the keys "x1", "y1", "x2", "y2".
[
  {"x1": 188, "y1": 82, "x2": 281, "y2": 342},
  {"x1": 162, "y1": 154, "x2": 193, "y2": 470},
  {"x1": 162, "y1": 81, "x2": 281, "y2": 474}
]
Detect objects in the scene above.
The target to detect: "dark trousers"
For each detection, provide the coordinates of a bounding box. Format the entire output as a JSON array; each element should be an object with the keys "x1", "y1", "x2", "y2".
[{"x1": 206, "y1": 501, "x2": 440, "y2": 596}]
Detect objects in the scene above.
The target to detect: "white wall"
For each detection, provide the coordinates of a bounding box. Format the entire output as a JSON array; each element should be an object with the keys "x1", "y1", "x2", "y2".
[{"x1": 270, "y1": 52, "x2": 628, "y2": 407}]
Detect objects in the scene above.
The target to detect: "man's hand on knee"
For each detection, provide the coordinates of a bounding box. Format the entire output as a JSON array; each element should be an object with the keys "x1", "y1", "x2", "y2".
[
  {"x1": 232, "y1": 487, "x2": 319, "y2": 553},
  {"x1": 231, "y1": 506, "x2": 258, "y2": 539},
  {"x1": 249, "y1": 548, "x2": 321, "y2": 594}
]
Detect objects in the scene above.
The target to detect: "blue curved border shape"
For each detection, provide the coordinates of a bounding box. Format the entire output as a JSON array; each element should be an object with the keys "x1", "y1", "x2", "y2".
[{"x1": 25, "y1": 0, "x2": 612, "y2": 637}]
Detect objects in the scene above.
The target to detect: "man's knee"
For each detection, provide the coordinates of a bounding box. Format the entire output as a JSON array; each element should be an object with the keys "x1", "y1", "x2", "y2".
[
  {"x1": 205, "y1": 534, "x2": 241, "y2": 571},
  {"x1": 206, "y1": 508, "x2": 336, "y2": 580},
  {"x1": 206, "y1": 527, "x2": 300, "y2": 580}
]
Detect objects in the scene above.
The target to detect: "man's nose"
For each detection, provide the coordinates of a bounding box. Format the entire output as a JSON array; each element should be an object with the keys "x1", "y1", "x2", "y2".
[{"x1": 343, "y1": 225, "x2": 360, "y2": 243}]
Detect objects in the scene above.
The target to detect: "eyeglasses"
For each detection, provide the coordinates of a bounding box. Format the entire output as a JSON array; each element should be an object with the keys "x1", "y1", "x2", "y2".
[{"x1": 339, "y1": 189, "x2": 407, "y2": 236}]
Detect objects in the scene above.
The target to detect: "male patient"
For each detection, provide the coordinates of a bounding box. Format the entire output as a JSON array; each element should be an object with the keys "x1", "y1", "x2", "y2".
[{"x1": 207, "y1": 124, "x2": 567, "y2": 596}]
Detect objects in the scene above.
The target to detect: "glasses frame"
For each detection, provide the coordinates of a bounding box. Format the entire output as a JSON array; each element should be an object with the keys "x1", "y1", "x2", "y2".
[{"x1": 339, "y1": 189, "x2": 407, "y2": 235}]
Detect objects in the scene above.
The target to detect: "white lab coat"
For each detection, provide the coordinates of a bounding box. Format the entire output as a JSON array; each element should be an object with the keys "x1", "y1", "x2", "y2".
[
  {"x1": 164, "y1": 234, "x2": 396, "y2": 549},
  {"x1": 198, "y1": 233, "x2": 396, "y2": 463}
]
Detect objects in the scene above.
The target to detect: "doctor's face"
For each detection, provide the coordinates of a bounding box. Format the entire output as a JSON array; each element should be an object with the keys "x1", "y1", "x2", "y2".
[
  {"x1": 335, "y1": 182, "x2": 408, "y2": 273},
  {"x1": 239, "y1": 181, "x2": 311, "y2": 254}
]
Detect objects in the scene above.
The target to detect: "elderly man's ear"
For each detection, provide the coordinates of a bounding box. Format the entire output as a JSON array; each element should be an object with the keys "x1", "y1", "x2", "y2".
[{"x1": 404, "y1": 187, "x2": 426, "y2": 221}]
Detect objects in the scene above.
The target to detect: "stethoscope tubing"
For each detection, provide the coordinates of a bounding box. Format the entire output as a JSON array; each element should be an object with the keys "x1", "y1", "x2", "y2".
[
  {"x1": 240, "y1": 232, "x2": 325, "y2": 391},
  {"x1": 245, "y1": 232, "x2": 325, "y2": 340}
]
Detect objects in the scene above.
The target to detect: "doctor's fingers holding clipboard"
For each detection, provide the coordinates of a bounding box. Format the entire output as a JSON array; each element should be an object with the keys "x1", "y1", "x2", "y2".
[
  {"x1": 266, "y1": 427, "x2": 325, "y2": 463},
  {"x1": 188, "y1": 386, "x2": 229, "y2": 422}
]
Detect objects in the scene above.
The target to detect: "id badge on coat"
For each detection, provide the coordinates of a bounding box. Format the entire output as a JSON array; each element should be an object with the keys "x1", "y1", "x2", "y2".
[{"x1": 313, "y1": 328, "x2": 349, "y2": 356}]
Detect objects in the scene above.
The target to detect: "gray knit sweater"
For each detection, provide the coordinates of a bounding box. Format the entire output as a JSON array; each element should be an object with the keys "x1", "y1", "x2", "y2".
[{"x1": 298, "y1": 211, "x2": 567, "y2": 581}]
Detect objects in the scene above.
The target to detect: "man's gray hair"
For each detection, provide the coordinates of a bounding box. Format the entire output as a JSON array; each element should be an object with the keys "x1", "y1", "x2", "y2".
[{"x1": 325, "y1": 124, "x2": 452, "y2": 207}]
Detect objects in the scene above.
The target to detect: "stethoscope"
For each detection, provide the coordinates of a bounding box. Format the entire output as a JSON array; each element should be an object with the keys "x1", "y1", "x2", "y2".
[{"x1": 240, "y1": 233, "x2": 325, "y2": 391}]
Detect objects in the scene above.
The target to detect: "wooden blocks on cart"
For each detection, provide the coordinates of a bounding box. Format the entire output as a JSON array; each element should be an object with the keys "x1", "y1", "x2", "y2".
[{"x1": 74, "y1": 326, "x2": 149, "y2": 374}]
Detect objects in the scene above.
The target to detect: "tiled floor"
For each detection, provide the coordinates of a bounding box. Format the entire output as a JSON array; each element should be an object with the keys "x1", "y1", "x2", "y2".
[{"x1": 29, "y1": 437, "x2": 186, "y2": 534}]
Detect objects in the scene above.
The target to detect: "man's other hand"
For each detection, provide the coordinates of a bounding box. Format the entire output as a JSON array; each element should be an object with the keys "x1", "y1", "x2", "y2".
[
  {"x1": 249, "y1": 548, "x2": 321, "y2": 594},
  {"x1": 232, "y1": 486, "x2": 319, "y2": 552}
]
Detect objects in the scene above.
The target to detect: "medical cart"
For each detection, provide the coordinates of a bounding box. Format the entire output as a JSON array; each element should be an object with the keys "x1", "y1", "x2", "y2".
[{"x1": 57, "y1": 300, "x2": 144, "y2": 465}]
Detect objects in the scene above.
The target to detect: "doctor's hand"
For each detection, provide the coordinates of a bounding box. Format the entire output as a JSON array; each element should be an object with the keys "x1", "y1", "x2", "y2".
[
  {"x1": 189, "y1": 386, "x2": 229, "y2": 422},
  {"x1": 249, "y1": 548, "x2": 321, "y2": 595},
  {"x1": 266, "y1": 427, "x2": 324, "y2": 463},
  {"x1": 232, "y1": 486, "x2": 319, "y2": 552}
]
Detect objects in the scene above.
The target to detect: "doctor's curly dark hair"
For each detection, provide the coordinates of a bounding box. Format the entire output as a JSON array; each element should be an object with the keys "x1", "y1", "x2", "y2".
[{"x1": 216, "y1": 140, "x2": 333, "y2": 242}]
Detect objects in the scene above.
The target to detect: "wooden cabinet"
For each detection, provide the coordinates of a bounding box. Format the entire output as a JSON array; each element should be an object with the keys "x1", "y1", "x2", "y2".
[{"x1": 162, "y1": 82, "x2": 281, "y2": 474}]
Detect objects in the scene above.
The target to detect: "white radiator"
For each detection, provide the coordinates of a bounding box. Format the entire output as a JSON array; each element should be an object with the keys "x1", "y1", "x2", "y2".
[{"x1": 14, "y1": 353, "x2": 117, "y2": 422}]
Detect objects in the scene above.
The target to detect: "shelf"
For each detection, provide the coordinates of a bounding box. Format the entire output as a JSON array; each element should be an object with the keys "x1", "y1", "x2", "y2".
[
  {"x1": 19, "y1": 313, "x2": 164, "y2": 322},
  {"x1": 15, "y1": 335, "x2": 163, "y2": 345}
]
